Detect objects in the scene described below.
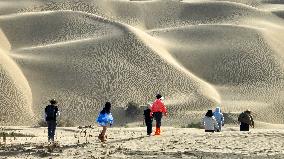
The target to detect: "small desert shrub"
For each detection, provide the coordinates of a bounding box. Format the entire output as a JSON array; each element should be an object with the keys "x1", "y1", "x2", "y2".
[
  {"x1": 182, "y1": 122, "x2": 203, "y2": 129},
  {"x1": 125, "y1": 101, "x2": 141, "y2": 117},
  {"x1": 57, "y1": 118, "x2": 74, "y2": 127},
  {"x1": 223, "y1": 113, "x2": 239, "y2": 124},
  {"x1": 139, "y1": 124, "x2": 145, "y2": 127},
  {"x1": 0, "y1": 132, "x2": 35, "y2": 137},
  {"x1": 37, "y1": 118, "x2": 75, "y2": 127},
  {"x1": 37, "y1": 119, "x2": 47, "y2": 127}
]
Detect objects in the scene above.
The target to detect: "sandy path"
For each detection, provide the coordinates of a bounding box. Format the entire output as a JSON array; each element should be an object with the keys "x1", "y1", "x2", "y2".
[{"x1": 1, "y1": 126, "x2": 284, "y2": 158}]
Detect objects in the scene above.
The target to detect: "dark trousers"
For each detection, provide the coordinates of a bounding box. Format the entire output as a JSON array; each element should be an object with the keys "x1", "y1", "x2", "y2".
[
  {"x1": 145, "y1": 119, "x2": 153, "y2": 135},
  {"x1": 153, "y1": 112, "x2": 163, "y2": 128},
  {"x1": 47, "y1": 120, "x2": 57, "y2": 141},
  {"x1": 240, "y1": 122, "x2": 249, "y2": 131}
]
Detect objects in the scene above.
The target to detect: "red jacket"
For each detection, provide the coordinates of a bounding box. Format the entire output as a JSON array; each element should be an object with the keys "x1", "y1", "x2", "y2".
[{"x1": 151, "y1": 99, "x2": 167, "y2": 113}]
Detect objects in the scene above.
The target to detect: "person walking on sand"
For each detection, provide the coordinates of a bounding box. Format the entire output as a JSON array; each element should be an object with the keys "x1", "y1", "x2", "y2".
[
  {"x1": 96, "y1": 102, "x2": 113, "y2": 142},
  {"x1": 151, "y1": 94, "x2": 167, "y2": 135},
  {"x1": 45, "y1": 99, "x2": 60, "y2": 143},
  {"x1": 238, "y1": 109, "x2": 254, "y2": 131},
  {"x1": 203, "y1": 110, "x2": 219, "y2": 132},
  {"x1": 143, "y1": 104, "x2": 153, "y2": 136},
  {"x1": 213, "y1": 107, "x2": 224, "y2": 131}
]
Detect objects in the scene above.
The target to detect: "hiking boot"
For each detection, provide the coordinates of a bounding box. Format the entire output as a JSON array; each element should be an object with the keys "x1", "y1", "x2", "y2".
[{"x1": 154, "y1": 128, "x2": 160, "y2": 135}]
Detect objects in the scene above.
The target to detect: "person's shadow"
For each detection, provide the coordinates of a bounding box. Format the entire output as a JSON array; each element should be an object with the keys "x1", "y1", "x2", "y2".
[{"x1": 107, "y1": 136, "x2": 147, "y2": 144}]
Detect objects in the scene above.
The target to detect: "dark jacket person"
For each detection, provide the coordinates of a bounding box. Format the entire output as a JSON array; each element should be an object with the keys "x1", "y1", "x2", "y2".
[
  {"x1": 238, "y1": 109, "x2": 254, "y2": 131},
  {"x1": 45, "y1": 99, "x2": 60, "y2": 142}
]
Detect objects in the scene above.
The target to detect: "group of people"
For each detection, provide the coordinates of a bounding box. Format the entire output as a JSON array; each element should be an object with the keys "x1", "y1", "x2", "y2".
[
  {"x1": 96, "y1": 94, "x2": 168, "y2": 142},
  {"x1": 44, "y1": 94, "x2": 255, "y2": 143},
  {"x1": 202, "y1": 108, "x2": 254, "y2": 132},
  {"x1": 143, "y1": 94, "x2": 168, "y2": 136},
  {"x1": 203, "y1": 108, "x2": 224, "y2": 132}
]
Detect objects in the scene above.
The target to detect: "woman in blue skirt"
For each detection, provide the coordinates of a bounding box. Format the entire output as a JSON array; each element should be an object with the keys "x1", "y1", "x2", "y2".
[{"x1": 96, "y1": 102, "x2": 113, "y2": 142}]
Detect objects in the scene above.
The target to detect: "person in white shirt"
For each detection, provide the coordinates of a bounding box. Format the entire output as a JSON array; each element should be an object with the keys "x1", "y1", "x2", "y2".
[{"x1": 203, "y1": 110, "x2": 219, "y2": 132}]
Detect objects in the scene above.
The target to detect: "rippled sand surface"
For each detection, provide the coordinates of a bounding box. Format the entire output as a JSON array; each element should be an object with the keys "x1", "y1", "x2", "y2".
[{"x1": 0, "y1": 0, "x2": 283, "y2": 126}]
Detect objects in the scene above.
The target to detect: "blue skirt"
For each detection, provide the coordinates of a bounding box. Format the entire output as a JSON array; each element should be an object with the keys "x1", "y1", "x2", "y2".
[{"x1": 96, "y1": 113, "x2": 113, "y2": 126}]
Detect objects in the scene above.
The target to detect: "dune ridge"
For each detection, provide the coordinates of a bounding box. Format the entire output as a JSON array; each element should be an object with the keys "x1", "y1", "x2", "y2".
[
  {"x1": 0, "y1": 0, "x2": 283, "y2": 126},
  {"x1": 0, "y1": 48, "x2": 33, "y2": 125}
]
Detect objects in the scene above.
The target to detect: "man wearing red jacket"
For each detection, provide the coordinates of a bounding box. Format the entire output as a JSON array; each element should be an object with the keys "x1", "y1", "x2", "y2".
[{"x1": 151, "y1": 94, "x2": 168, "y2": 135}]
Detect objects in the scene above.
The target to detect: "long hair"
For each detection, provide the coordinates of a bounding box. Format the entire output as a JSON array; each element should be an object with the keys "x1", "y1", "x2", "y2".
[{"x1": 100, "y1": 102, "x2": 111, "y2": 114}]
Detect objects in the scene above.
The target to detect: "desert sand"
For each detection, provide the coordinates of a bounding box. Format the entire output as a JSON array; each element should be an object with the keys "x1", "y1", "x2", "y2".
[
  {"x1": 0, "y1": 0, "x2": 283, "y2": 126},
  {"x1": 0, "y1": 0, "x2": 284, "y2": 158},
  {"x1": 1, "y1": 126, "x2": 284, "y2": 158}
]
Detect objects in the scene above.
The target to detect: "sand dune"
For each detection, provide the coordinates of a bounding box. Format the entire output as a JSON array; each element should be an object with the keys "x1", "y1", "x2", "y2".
[
  {"x1": 151, "y1": 24, "x2": 284, "y2": 86},
  {"x1": 0, "y1": 0, "x2": 283, "y2": 126},
  {"x1": 0, "y1": 10, "x2": 219, "y2": 125},
  {"x1": 0, "y1": 11, "x2": 125, "y2": 49},
  {"x1": 0, "y1": 48, "x2": 33, "y2": 125},
  {"x1": 0, "y1": 29, "x2": 10, "y2": 50},
  {"x1": 262, "y1": 0, "x2": 284, "y2": 4}
]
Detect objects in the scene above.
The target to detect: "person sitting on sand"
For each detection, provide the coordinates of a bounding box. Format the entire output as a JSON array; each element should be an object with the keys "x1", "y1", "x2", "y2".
[
  {"x1": 203, "y1": 110, "x2": 219, "y2": 132},
  {"x1": 45, "y1": 99, "x2": 60, "y2": 143},
  {"x1": 96, "y1": 102, "x2": 113, "y2": 142},
  {"x1": 143, "y1": 104, "x2": 153, "y2": 136},
  {"x1": 213, "y1": 107, "x2": 224, "y2": 131},
  {"x1": 151, "y1": 94, "x2": 168, "y2": 135},
  {"x1": 238, "y1": 109, "x2": 254, "y2": 131}
]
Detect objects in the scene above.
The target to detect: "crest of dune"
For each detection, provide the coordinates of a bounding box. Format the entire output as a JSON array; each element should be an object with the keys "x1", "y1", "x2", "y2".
[
  {"x1": 0, "y1": 0, "x2": 283, "y2": 126},
  {"x1": 0, "y1": 28, "x2": 10, "y2": 50},
  {"x1": 0, "y1": 48, "x2": 33, "y2": 125},
  {"x1": 0, "y1": 30, "x2": 34, "y2": 125},
  {"x1": 126, "y1": 25, "x2": 221, "y2": 104}
]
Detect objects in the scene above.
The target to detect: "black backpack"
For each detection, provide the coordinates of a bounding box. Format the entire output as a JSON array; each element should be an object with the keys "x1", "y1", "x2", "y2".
[{"x1": 45, "y1": 105, "x2": 57, "y2": 121}]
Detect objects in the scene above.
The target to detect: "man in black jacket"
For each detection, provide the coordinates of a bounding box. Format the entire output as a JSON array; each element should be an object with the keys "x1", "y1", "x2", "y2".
[
  {"x1": 238, "y1": 109, "x2": 254, "y2": 131},
  {"x1": 45, "y1": 99, "x2": 60, "y2": 142}
]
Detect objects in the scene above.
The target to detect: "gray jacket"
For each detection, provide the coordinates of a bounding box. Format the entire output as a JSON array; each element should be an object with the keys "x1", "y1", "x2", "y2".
[{"x1": 203, "y1": 116, "x2": 219, "y2": 131}]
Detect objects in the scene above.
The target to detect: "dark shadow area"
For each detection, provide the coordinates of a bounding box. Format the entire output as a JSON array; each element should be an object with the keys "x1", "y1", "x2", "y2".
[
  {"x1": 123, "y1": 149, "x2": 284, "y2": 159},
  {"x1": 0, "y1": 142, "x2": 89, "y2": 158},
  {"x1": 107, "y1": 135, "x2": 147, "y2": 144}
]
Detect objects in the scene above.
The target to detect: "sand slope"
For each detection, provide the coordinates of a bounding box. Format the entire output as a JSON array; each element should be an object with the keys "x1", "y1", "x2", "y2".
[
  {"x1": 0, "y1": 0, "x2": 283, "y2": 126},
  {"x1": 0, "y1": 48, "x2": 33, "y2": 125}
]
